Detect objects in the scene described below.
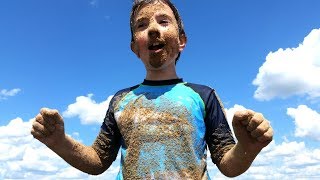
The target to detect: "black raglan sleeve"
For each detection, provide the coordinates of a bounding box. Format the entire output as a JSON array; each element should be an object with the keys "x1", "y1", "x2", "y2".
[
  {"x1": 204, "y1": 90, "x2": 235, "y2": 164},
  {"x1": 185, "y1": 83, "x2": 235, "y2": 164},
  {"x1": 92, "y1": 96, "x2": 121, "y2": 169}
]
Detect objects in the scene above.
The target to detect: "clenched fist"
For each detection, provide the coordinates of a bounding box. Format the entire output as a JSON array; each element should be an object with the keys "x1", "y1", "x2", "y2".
[
  {"x1": 31, "y1": 108, "x2": 65, "y2": 148},
  {"x1": 232, "y1": 109, "x2": 273, "y2": 153}
]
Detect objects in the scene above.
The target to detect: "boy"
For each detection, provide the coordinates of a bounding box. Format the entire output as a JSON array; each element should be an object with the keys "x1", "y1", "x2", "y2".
[{"x1": 31, "y1": 0, "x2": 273, "y2": 179}]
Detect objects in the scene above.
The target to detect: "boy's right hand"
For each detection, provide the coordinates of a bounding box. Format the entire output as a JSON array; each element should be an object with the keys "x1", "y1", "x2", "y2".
[{"x1": 31, "y1": 108, "x2": 65, "y2": 148}]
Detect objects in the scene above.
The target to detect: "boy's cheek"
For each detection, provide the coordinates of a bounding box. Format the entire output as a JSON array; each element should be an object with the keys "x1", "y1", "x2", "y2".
[
  {"x1": 135, "y1": 35, "x2": 148, "y2": 47},
  {"x1": 133, "y1": 30, "x2": 144, "y2": 38}
]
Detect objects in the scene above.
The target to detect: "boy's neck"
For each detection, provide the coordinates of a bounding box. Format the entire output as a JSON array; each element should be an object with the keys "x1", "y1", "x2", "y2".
[{"x1": 145, "y1": 68, "x2": 179, "y2": 81}]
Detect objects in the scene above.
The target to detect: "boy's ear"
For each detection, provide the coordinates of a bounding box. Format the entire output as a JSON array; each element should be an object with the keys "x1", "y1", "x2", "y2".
[
  {"x1": 131, "y1": 41, "x2": 140, "y2": 58},
  {"x1": 178, "y1": 34, "x2": 187, "y2": 52}
]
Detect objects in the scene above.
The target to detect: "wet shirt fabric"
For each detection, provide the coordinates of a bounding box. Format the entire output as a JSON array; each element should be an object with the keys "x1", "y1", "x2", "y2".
[{"x1": 92, "y1": 79, "x2": 235, "y2": 180}]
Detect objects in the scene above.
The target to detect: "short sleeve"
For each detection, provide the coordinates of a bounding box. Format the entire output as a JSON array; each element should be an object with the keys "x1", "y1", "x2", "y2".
[
  {"x1": 205, "y1": 90, "x2": 235, "y2": 164},
  {"x1": 92, "y1": 99, "x2": 121, "y2": 168}
]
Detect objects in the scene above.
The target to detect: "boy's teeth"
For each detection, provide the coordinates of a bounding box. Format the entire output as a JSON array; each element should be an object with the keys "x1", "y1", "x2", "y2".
[{"x1": 148, "y1": 42, "x2": 164, "y2": 50}]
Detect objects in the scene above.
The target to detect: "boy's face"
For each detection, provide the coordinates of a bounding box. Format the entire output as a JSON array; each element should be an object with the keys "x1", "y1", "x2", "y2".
[{"x1": 131, "y1": 2, "x2": 186, "y2": 70}]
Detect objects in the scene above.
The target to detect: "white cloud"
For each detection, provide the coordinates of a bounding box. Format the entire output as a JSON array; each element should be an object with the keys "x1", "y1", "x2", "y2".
[
  {"x1": 0, "y1": 117, "x2": 120, "y2": 179},
  {"x1": 208, "y1": 104, "x2": 320, "y2": 178},
  {"x1": 208, "y1": 140, "x2": 320, "y2": 179},
  {"x1": 287, "y1": 105, "x2": 320, "y2": 141},
  {"x1": 273, "y1": 141, "x2": 320, "y2": 178},
  {"x1": 253, "y1": 28, "x2": 320, "y2": 101},
  {"x1": 267, "y1": 141, "x2": 305, "y2": 157},
  {"x1": 0, "y1": 88, "x2": 21, "y2": 100},
  {"x1": 0, "y1": 118, "x2": 69, "y2": 179},
  {"x1": 63, "y1": 94, "x2": 113, "y2": 125}
]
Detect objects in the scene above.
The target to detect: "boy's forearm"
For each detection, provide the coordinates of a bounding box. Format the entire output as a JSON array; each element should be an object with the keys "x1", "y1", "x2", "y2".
[
  {"x1": 217, "y1": 143, "x2": 260, "y2": 177},
  {"x1": 48, "y1": 135, "x2": 105, "y2": 175}
]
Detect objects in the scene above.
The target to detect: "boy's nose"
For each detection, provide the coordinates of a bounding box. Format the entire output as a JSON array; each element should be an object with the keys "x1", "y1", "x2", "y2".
[{"x1": 148, "y1": 26, "x2": 160, "y2": 39}]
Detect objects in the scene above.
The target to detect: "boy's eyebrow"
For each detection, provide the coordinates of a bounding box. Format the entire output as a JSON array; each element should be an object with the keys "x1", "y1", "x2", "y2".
[
  {"x1": 157, "y1": 13, "x2": 173, "y2": 21},
  {"x1": 135, "y1": 13, "x2": 173, "y2": 24},
  {"x1": 135, "y1": 17, "x2": 147, "y2": 24}
]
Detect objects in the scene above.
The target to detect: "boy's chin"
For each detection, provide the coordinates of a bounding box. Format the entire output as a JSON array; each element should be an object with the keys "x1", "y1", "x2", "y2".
[
  {"x1": 149, "y1": 59, "x2": 165, "y2": 68},
  {"x1": 148, "y1": 55, "x2": 167, "y2": 69}
]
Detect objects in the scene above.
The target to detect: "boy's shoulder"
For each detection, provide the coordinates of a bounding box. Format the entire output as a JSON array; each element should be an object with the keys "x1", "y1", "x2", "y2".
[
  {"x1": 111, "y1": 84, "x2": 140, "y2": 102},
  {"x1": 107, "y1": 84, "x2": 140, "y2": 110},
  {"x1": 184, "y1": 82, "x2": 216, "y2": 95},
  {"x1": 183, "y1": 82, "x2": 221, "y2": 106},
  {"x1": 114, "y1": 84, "x2": 140, "y2": 96}
]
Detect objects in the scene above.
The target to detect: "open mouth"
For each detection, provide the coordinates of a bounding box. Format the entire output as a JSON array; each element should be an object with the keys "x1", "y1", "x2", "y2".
[{"x1": 148, "y1": 42, "x2": 165, "y2": 51}]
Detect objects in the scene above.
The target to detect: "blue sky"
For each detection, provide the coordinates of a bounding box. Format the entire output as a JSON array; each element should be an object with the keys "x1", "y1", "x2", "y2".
[{"x1": 1, "y1": 0, "x2": 320, "y2": 179}]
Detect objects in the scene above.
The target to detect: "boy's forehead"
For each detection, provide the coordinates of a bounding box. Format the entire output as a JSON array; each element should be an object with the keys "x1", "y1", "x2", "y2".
[{"x1": 134, "y1": 1, "x2": 175, "y2": 20}]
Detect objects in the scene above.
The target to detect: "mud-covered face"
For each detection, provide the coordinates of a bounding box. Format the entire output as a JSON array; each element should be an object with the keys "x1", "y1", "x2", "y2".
[{"x1": 131, "y1": 1, "x2": 186, "y2": 70}]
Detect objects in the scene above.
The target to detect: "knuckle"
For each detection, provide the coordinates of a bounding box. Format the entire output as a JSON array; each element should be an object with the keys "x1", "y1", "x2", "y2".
[
  {"x1": 250, "y1": 130, "x2": 260, "y2": 138},
  {"x1": 251, "y1": 117, "x2": 263, "y2": 125},
  {"x1": 35, "y1": 116, "x2": 43, "y2": 123},
  {"x1": 264, "y1": 121, "x2": 270, "y2": 129},
  {"x1": 234, "y1": 110, "x2": 251, "y2": 121},
  {"x1": 256, "y1": 125, "x2": 265, "y2": 133},
  {"x1": 52, "y1": 109, "x2": 59, "y2": 115},
  {"x1": 262, "y1": 130, "x2": 273, "y2": 140},
  {"x1": 251, "y1": 126, "x2": 264, "y2": 137},
  {"x1": 248, "y1": 119, "x2": 259, "y2": 128},
  {"x1": 35, "y1": 114, "x2": 41, "y2": 119},
  {"x1": 31, "y1": 128, "x2": 40, "y2": 137},
  {"x1": 251, "y1": 118, "x2": 259, "y2": 125},
  {"x1": 246, "y1": 109, "x2": 255, "y2": 115},
  {"x1": 32, "y1": 121, "x2": 40, "y2": 128},
  {"x1": 40, "y1": 107, "x2": 48, "y2": 114},
  {"x1": 256, "y1": 112, "x2": 263, "y2": 117},
  {"x1": 233, "y1": 111, "x2": 242, "y2": 118},
  {"x1": 268, "y1": 128, "x2": 274, "y2": 137}
]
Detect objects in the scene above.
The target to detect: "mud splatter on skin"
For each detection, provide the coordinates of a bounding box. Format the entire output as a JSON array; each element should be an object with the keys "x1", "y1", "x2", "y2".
[
  {"x1": 117, "y1": 95, "x2": 204, "y2": 179},
  {"x1": 132, "y1": 1, "x2": 182, "y2": 69},
  {"x1": 209, "y1": 123, "x2": 235, "y2": 164},
  {"x1": 92, "y1": 130, "x2": 118, "y2": 167}
]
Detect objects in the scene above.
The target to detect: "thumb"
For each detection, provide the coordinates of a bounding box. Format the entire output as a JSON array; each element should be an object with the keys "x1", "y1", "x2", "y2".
[{"x1": 232, "y1": 109, "x2": 255, "y2": 127}]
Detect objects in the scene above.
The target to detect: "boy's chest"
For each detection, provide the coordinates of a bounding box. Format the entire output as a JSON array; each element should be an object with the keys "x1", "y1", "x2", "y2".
[{"x1": 114, "y1": 94, "x2": 195, "y2": 142}]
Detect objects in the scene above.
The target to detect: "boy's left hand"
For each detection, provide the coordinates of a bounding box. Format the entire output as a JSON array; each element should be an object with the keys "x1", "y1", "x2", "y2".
[{"x1": 232, "y1": 110, "x2": 273, "y2": 153}]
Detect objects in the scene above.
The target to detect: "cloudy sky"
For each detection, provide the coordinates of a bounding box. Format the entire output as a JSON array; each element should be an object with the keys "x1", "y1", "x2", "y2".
[{"x1": 1, "y1": 0, "x2": 320, "y2": 179}]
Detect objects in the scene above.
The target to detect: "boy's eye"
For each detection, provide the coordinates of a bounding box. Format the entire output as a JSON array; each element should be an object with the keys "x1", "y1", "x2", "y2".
[
  {"x1": 159, "y1": 20, "x2": 169, "y2": 26},
  {"x1": 136, "y1": 22, "x2": 147, "y2": 29},
  {"x1": 137, "y1": 23, "x2": 146, "y2": 28}
]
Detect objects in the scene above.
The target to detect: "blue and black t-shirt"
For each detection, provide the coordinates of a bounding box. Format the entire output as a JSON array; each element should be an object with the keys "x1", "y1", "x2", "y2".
[{"x1": 93, "y1": 79, "x2": 235, "y2": 179}]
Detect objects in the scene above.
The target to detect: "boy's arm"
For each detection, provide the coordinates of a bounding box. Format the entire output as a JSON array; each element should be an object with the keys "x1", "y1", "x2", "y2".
[
  {"x1": 31, "y1": 108, "x2": 116, "y2": 175},
  {"x1": 51, "y1": 134, "x2": 108, "y2": 175},
  {"x1": 216, "y1": 110, "x2": 273, "y2": 177}
]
